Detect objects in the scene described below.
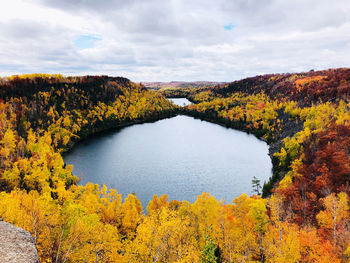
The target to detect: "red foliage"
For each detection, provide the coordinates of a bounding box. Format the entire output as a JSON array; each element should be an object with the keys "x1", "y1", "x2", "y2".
[{"x1": 277, "y1": 124, "x2": 350, "y2": 224}]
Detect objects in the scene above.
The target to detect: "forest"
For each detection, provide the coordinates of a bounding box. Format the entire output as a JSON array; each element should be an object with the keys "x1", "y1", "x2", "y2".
[{"x1": 0, "y1": 70, "x2": 349, "y2": 262}]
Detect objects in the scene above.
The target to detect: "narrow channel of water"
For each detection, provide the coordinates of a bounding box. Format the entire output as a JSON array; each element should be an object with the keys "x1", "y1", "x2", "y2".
[
  {"x1": 169, "y1": 98, "x2": 192, "y2": 106},
  {"x1": 64, "y1": 108, "x2": 272, "y2": 207}
]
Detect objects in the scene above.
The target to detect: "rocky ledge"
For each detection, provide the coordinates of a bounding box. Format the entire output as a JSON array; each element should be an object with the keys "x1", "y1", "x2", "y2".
[{"x1": 0, "y1": 221, "x2": 39, "y2": 263}]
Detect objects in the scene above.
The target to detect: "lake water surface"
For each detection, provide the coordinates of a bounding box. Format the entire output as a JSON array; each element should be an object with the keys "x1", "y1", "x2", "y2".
[
  {"x1": 64, "y1": 103, "x2": 272, "y2": 207},
  {"x1": 169, "y1": 98, "x2": 192, "y2": 106}
]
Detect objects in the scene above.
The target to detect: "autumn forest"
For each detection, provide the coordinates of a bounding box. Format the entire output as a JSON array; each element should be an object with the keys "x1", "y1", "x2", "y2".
[{"x1": 1, "y1": 68, "x2": 350, "y2": 262}]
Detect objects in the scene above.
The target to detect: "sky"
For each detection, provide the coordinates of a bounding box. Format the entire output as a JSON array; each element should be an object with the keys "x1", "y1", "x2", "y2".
[{"x1": 0, "y1": 0, "x2": 350, "y2": 82}]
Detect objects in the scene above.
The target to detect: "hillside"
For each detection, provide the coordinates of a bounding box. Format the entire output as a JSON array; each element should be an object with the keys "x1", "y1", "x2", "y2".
[{"x1": 214, "y1": 68, "x2": 350, "y2": 105}]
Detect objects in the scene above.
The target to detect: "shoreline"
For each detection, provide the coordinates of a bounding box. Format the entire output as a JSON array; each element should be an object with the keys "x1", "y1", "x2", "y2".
[
  {"x1": 62, "y1": 110, "x2": 178, "y2": 155},
  {"x1": 62, "y1": 98, "x2": 303, "y2": 197}
]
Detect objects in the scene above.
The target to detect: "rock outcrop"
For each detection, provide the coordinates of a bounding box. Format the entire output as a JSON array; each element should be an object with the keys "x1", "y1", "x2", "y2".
[{"x1": 0, "y1": 221, "x2": 39, "y2": 263}]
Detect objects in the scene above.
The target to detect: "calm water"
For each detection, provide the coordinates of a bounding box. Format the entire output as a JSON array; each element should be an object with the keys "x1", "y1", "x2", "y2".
[
  {"x1": 64, "y1": 115, "x2": 272, "y2": 207},
  {"x1": 169, "y1": 98, "x2": 192, "y2": 106}
]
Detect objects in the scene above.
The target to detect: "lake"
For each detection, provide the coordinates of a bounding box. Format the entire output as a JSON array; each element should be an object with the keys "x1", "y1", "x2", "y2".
[{"x1": 64, "y1": 110, "x2": 272, "y2": 207}]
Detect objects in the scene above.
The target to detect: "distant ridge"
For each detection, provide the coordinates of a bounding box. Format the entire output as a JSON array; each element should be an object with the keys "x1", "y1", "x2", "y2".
[{"x1": 142, "y1": 81, "x2": 225, "y2": 90}]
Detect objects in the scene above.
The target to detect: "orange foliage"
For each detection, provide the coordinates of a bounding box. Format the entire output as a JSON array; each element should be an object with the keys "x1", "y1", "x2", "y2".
[{"x1": 294, "y1": 76, "x2": 326, "y2": 91}]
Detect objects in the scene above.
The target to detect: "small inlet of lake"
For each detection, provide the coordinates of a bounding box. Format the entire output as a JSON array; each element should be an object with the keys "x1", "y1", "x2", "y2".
[
  {"x1": 64, "y1": 98, "x2": 272, "y2": 207},
  {"x1": 169, "y1": 98, "x2": 192, "y2": 106}
]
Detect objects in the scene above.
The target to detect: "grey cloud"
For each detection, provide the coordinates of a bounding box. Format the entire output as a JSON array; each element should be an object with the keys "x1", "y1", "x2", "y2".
[
  {"x1": 34, "y1": 0, "x2": 138, "y2": 13},
  {"x1": 0, "y1": 19, "x2": 57, "y2": 39},
  {"x1": 1, "y1": 0, "x2": 350, "y2": 81}
]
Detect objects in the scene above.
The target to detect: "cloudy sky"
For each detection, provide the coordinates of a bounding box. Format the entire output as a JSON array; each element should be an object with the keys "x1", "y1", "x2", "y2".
[{"x1": 1, "y1": 0, "x2": 350, "y2": 81}]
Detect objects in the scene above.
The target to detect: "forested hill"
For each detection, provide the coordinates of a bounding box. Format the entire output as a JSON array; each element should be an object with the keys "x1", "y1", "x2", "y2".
[
  {"x1": 0, "y1": 74, "x2": 176, "y2": 146},
  {"x1": 0, "y1": 74, "x2": 176, "y2": 192},
  {"x1": 0, "y1": 74, "x2": 130, "y2": 99},
  {"x1": 209, "y1": 68, "x2": 350, "y2": 105}
]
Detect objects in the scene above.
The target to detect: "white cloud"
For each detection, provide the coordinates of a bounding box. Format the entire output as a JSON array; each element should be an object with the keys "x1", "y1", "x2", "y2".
[{"x1": 0, "y1": 0, "x2": 349, "y2": 81}]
